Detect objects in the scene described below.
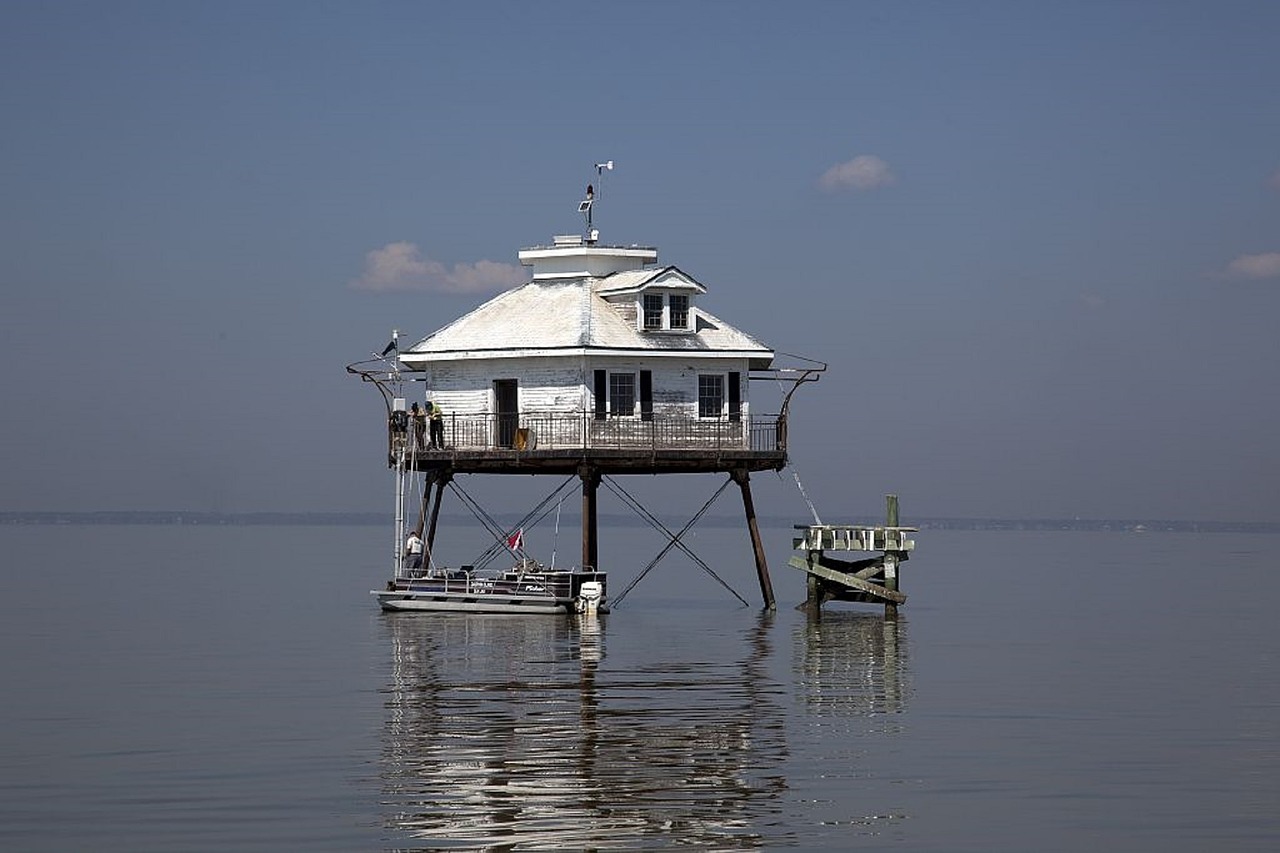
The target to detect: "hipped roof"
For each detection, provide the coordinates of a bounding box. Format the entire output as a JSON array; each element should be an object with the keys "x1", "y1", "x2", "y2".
[{"x1": 399, "y1": 267, "x2": 772, "y2": 369}]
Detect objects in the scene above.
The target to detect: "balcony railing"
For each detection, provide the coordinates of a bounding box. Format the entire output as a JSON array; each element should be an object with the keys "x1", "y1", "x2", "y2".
[{"x1": 390, "y1": 411, "x2": 785, "y2": 455}]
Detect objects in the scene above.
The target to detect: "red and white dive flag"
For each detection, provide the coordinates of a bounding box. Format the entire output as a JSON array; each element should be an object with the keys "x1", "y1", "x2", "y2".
[{"x1": 506, "y1": 528, "x2": 524, "y2": 551}]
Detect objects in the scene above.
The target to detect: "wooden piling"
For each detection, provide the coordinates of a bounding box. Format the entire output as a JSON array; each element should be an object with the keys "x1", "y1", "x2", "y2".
[
  {"x1": 804, "y1": 570, "x2": 823, "y2": 618},
  {"x1": 884, "y1": 494, "x2": 899, "y2": 618}
]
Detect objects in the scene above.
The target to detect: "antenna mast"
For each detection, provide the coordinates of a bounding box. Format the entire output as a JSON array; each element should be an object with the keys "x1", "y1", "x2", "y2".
[{"x1": 580, "y1": 159, "x2": 613, "y2": 243}]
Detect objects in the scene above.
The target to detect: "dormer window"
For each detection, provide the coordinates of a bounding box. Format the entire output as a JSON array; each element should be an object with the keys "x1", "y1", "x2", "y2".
[
  {"x1": 669, "y1": 294, "x2": 689, "y2": 329},
  {"x1": 642, "y1": 294, "x2": 663, "y2": 330},
  {"x1": 639, "y1": 291, "x2": 693, "y2": 332}
]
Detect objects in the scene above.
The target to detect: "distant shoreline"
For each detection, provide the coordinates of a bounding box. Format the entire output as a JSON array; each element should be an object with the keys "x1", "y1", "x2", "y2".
[{"x1": 0, "y1": 511, "x2": 1275, "y2": 534}]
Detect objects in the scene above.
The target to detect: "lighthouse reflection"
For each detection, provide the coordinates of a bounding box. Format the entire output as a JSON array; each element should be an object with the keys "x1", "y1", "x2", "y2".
[
  {"x1": 379, "y1": 608, "x2": 911, "y2": 849},
  {"x1": 379, "y1": 611, "x2": 789, "y2": 850}
]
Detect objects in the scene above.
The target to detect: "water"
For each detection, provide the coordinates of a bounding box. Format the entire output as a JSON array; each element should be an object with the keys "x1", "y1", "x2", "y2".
[{"x1": 0, "y1": 524, "x2": 1276, "y2": 851}]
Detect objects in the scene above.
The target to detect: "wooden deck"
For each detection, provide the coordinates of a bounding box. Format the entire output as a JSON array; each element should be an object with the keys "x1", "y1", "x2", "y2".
[{"x1": 390, "y1": 412, "x2": 788, "y2": 475}]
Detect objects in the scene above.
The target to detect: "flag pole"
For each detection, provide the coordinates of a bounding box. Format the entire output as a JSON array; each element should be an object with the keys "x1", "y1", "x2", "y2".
[{"x1": 550, "y1": 496, "x2": 563, "y2": 570}]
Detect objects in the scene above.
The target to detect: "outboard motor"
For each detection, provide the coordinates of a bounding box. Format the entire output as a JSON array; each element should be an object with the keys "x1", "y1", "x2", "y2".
[{"x1": 575, "y1": 580, "x2": 604, "y2": 615}]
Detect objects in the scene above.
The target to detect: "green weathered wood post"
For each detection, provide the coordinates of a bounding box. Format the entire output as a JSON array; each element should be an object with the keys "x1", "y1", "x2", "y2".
[
  {"x1": 884, "y1": 494, "x2": 900, "y2": 618},
  {"x1": 804, "y1": 555, "x2": 823, "y2": 618}
]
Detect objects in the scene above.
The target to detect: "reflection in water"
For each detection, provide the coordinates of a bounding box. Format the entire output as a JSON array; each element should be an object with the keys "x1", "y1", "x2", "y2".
[
  {"x1": 795, "y1": 611, "x2": 911, "y2": 726},
  {"x1": 791, "y1": 612, "x2": 913, "y2": 835},
  {"x1": 380, "y1": 612, "x2": 790, "y2": 850}
]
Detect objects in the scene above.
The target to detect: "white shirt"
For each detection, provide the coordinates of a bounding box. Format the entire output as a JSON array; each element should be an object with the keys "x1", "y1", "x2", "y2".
[{"x1": 405, "y1": 534, "x2": 423, "y2": 555}]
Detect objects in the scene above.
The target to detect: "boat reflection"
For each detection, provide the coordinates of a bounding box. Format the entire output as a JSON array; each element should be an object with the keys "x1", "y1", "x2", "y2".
[{"x1": 379, "y1": 612, "x2": 789, "y2": 850}]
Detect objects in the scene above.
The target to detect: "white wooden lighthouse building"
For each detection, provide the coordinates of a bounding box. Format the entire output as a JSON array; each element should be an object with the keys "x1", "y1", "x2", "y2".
[
  {"x1": 397, "y1": 234, "x2": 775, "y2": 451},
  {"x1": 351, "y1": 185, "x2": 804, "y2": 610}
]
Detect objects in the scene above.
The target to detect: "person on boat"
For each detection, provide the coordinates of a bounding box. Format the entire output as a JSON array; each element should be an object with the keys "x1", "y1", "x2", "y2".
[
  {"x1": 427, "y1": 400, "x2": 445, "y2": 449},
  {"x1": 410, "y1": 402, "x2": 427, "y2": 450},
  {"x1": 404, "y1": 530, "x2": 424, "y2": 571}
]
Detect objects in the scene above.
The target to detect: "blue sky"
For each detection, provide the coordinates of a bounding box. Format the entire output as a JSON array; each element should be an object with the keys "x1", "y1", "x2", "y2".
[{"x1": 2, "y1": 1, "x2": 1278, "y2": 523}]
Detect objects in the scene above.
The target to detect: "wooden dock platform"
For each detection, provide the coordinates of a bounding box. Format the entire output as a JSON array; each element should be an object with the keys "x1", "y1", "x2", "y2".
[{"x1": 789, "y1": 496, "x2": 917, "y2": 616}]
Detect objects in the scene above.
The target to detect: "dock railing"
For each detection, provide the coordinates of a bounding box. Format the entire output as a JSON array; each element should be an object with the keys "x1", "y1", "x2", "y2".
[{"x1": 392, "y1": 411, "x2": 784, "y2": 455}]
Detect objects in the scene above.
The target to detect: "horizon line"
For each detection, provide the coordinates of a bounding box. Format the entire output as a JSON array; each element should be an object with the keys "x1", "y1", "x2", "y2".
[{"x1": 0, "y1": 510, "x2": 1275, "y2": 533}]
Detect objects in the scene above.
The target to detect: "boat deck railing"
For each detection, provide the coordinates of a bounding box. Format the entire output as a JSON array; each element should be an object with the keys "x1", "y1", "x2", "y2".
[
  {"x1": 395, "y1": 567, "x2": 606, "y2": 594},
  {"x1": 391, "y1": 411, "x2": 785, "y2": 456}
]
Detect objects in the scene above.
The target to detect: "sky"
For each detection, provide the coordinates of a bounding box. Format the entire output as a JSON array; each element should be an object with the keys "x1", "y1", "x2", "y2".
[{"x1": 2, "y1": 0, "x2": 1278, "y2": 524}]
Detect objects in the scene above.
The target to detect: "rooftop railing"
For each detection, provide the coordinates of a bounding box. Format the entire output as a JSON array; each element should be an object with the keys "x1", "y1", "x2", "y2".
[{"x1": 390, "y1": 411, "x2": 784, "y2": 456}]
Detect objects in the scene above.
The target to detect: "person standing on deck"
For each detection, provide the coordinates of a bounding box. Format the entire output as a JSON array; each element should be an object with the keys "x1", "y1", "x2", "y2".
[
  {"x1": 404, "y1": 530, "x2": 424, "y2": 571},
  {"x1": 428, "y1": 400, "x2": 445, "y2": 449},
  {"x1": 410, "y1": 402, "x2": 426, "y2": 450}
]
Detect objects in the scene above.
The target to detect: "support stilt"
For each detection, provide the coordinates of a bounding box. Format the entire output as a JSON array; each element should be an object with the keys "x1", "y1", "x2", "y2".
[
  {"x1": 732, "y1": 468, "x2": 775, "y2": 611},
  {"x1": 579, "y1": 464, "x2": 599, "y2": 571},
  {"x1": 425, "y1": 470, "x2": 451, "y2": 552}
]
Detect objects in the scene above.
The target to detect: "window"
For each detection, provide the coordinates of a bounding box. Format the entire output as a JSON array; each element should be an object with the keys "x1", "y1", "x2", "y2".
[
  {"x1": 640, "y1": 370, "x2": 653, "y2": 422},
  {"x1": 610, "y1": 373, "x2": 636, "y2": 417},
  {"x1": 593, "y1": 370, "x2": 607, "y2": 420},
  {"x1": 641, "y1": 291, "x2": 694, "y2": 331},
  {"x1": 669, "y1": 294, "x2": 689, "y2": 329},
  {"x1": 642, "y1": 294, "x2": 663, "y2": 330},
  {"x1": 698, "y1": 374, "x2": 724, "y2": 419},
  {"x1": 728, "y1": 371, "x2": 741, "y2": 422}
]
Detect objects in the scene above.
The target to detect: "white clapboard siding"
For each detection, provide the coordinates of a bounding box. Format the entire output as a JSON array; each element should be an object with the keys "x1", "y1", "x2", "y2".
[
  {"x1": 423, "y1": 356, "x2": 749, "y2": 419},
  {"x1": 425, "y1": 357, "x2": 584, "y2": 414}
]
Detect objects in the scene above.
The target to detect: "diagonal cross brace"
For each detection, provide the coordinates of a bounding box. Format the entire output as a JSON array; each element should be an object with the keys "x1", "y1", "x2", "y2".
[
  {"x1": 605, "y1": 476, "x2": 749, "y2": 608},
  {"x1": 451, "y1": 475, "x2": 578, "y2": 568},
  {"x1": 787, "y1": 555, "x2": 907, "y2": 604}
]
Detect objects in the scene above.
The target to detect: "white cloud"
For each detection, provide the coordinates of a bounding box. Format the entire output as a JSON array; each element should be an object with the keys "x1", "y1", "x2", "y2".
[
  {"x1": 818, "y1": 154, "x2": 896, "y2": 192},
  {"x1": 1225, "y1": 252, "x2": 1280, "y2": 280},
  {"x1": 350, "y1": 242, "x2": 525, "y2": 293}
]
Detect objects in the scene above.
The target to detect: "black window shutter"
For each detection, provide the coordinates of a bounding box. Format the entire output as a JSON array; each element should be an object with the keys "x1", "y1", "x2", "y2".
[
  {"x1": 594, "y1": 370, "x2": 607, "y2": 420},
  {"x1": 728, "y1": 371, "x2": 741, "y2": 422},
  {"x1": 640, "y1": 370, "x2": 653, "y2": 422}
]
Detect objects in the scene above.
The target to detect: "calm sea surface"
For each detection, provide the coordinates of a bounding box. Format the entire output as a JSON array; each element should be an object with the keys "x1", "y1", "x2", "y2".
[{"x1": 0, "y1": 523, "x2": 1276, "y2": 851}]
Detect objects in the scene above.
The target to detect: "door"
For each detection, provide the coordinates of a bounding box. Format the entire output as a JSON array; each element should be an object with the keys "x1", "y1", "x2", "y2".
[{"x1": 494, "y1": 379, "x2": 518, "y2": 448}]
